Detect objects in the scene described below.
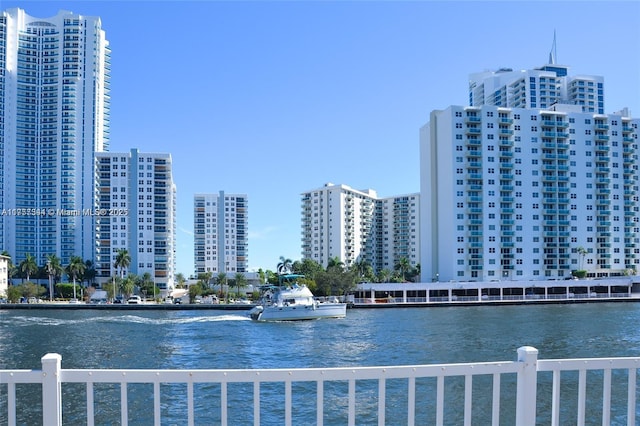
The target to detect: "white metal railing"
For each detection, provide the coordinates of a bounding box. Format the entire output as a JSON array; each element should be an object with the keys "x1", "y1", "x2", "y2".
[
  {"x1": 353, "y1": 292, "x2": 633, "y2": 305},
  {"x1": 0, "y1": 347, "x2": 638, "y2": 425}
]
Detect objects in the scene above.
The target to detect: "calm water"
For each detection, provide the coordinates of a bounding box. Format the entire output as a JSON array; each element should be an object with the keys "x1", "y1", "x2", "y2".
[{"x1": 1, "y1": 302, "x2": 639, "y2": 424}]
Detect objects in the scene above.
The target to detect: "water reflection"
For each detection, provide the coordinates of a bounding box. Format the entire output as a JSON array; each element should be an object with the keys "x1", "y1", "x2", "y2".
[{"x1": 1, "y1": 302, "x2": 639, "y2": 424}]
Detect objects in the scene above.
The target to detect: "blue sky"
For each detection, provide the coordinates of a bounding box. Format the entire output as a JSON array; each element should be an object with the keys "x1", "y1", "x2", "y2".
[{"x1": 6, "y1": 1, "x2": 640, "y2": 277}]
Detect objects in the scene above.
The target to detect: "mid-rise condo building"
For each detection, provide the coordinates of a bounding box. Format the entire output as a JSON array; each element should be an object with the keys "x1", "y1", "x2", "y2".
[
  {"x1": 95, "y1": 150, "x2": 176, "y2": 294},
  {"x1": 301, "y1": 183, "x2": 420, "y2": 274},
  {"x1": 0, "y1": 8, "x2": 110, "y2": 267},
  {"x1": 194, "y1": 192, "x2": 248, "y2": 275},
  {"x1": 420, "y1": 61, "x2": 638, "y2": 283}
]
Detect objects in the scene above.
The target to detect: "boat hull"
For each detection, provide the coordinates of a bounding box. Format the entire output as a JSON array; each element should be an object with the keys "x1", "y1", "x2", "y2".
[{"x1": 249, "y1": 303, "x2": 346, "y2": 322}]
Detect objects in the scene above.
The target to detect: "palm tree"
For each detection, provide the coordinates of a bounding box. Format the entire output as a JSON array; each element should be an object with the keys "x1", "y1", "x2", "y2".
[
  {"x1": 66, "y1": 256, "x2": 86, "y2": 300},
  {"x1": 114, "y1": 249, "x2": 131, "y2": 279},
  {"x1": 234, "y1": 273, "x2": 247, "y2": 298},
  {"x1": 120, "y1": 275, "x2": 135, "y2": 299},
  {"x1": 19, "y1": 253, "x2": 38, "y2": 283},
  {"x1": 197, "y1": 271, "x2": 213, "y2": 290},
  {"x1": 175, "y1": 272, "x2": 186, "y2": 288},
  {"x1": 83, "y1": 260, "x2": 97, "y2": 287},
  {"x1": 576, "y1": 247, "x2": 587, "y2": 271},
  {"x1": 353, "y1": 257, "x2": 373, "y2": 281},
  {"x1": 277, "y1": 256, "x2": 293, "y2": 275},
  {"x1": 140, "y1": 272, "x2": 155, "y2": 299},
  {"x1": 216, "y1": 272, "x2": 228, "y2": 301},
  {"x1": 327, "y1": 256, "x2": 344, "y2": 271},
  {"x1": 395, "y1": 257, "x2": 411, "y2": 282},
  {"x1": 377, "y1": 268, "x2": 393, "y2": 283},
  {"x1": 45, "y1": 254, "x2": 63, "y2": 301}
]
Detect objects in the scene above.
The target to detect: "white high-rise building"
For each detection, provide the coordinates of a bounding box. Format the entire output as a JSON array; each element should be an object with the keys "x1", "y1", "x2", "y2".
[
  {"x1": 469, "y1": 64, "x2": 605, "y2": 114},
  {"x1": 420, "y1": 102, "x2": 638, "y2": 283},
  {"x1": 0, "y1": 8, "x2": 110, "y2": 267},
  {"x1": 95, "y1": 150, "x2": 176, "y2": 295},
  {"x1": 301, "y1": 183, "x2": 420, "y2": 273},
  {"x1": 194, "y1": 192, "x2": 248, "y2": 276}
]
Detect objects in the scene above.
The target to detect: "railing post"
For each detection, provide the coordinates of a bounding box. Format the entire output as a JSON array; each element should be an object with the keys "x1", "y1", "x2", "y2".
[
  {"x1": 41, "y1": 353, "x2": 62, "y2": 426},
  {"x1": 516, "y1": 346, "x2": 538, "y2": 426}
]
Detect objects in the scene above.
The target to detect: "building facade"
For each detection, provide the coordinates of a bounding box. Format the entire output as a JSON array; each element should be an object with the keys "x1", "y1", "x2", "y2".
[
  {"x1": 95, "y1": 150, "x2": 176, "y2": 294},
  {"x1": 194, "y1": 192, "x2": 248, "y2": 276},
  {"x1": 420, "y1": 103, "x2": 638, "y2": 283},
  {"x1": 0, "y1": 8, "x2": 110, "y2": 267},
  {"x1": 301, "y1": 183, "x2": 420, "y2": 274}
]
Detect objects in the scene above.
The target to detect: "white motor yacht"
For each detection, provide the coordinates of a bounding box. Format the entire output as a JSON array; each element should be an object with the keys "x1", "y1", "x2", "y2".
[{"x1": 248, "y1": 274, "x2": 346, "y2": 322}]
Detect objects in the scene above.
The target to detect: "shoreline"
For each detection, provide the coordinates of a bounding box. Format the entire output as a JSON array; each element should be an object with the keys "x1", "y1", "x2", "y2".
[{"x1": 1, "y1": 296, "x2": 639, "y2": 310}]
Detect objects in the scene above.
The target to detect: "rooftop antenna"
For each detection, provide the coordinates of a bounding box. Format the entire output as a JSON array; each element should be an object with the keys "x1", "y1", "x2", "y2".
[{"x1": 548, "y1": 30, "x2": 557, "y2": 65}]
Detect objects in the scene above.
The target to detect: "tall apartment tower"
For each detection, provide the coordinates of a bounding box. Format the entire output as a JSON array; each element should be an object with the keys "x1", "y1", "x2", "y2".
[
  {"x1": 95, "y1": 150, "x2": 176, "y2": 295},
  {"x1": 301, "y1": 183, "x2": 420, "y2": 273},
  {"x1": 469, "y1": 64, "x2": 604, "y2": 114},
  {"x1": 194, "y1": 192, "x2": 248, "y2": 276},
  {"x1": 0, "y1": 8, "x2": 110, "y2": 267},
  {"x1": 420, "y1": 63, "x2": 638, "y2": 282}
]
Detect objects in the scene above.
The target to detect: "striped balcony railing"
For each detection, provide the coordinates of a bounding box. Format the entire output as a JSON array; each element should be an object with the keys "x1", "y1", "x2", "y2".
[{"x1": 0, "y1": 347, "x2": 638, "y2": 425}]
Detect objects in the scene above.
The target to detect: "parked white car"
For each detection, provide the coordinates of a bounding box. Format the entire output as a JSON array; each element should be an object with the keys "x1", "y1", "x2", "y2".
[{"x1": 127, "y1": 296, "x2": 142, "y2": 304}]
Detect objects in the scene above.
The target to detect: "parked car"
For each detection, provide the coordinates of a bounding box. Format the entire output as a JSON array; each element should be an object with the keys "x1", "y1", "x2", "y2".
[
  {"x1": 173, "y1": 297, "x2": 182, "y2": 304},
  {"x1": 127, "y1": 295, "x2": 142, "y2": 304}
]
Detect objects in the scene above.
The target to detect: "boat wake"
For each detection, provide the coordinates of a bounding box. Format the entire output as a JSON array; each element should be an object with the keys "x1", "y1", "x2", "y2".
[{"x1": 0, "y1": 314, "x2": 252, "y2": 327}]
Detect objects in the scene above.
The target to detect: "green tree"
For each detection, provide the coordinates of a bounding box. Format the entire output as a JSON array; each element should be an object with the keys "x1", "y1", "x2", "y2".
[
  {"x1": 139, "y1": 272, "x2": 156, "y2": 299},
  {"x1": 45, "y1": 254, "x2": 63, "y2": 300},
  {"x1": 197, "y1": 272, "x2": 213, "y2": 290},
  {"x1": 314, "y1": 267, "x2": 357, "y2": 297},
  {"x1": 66, "y1": 256, "x2": 85, "y2": 300},
  {"x1": 114, "y1": 249, "x2": 131, "y2": 279},
  {"x1": 257, "y1": 268, "x2": 266, "y2": 284},
  {"x1": 22, "y1": 282, "x2": 46, "y2": 298},
  {"x1": 104, "y1": 276, "x2": 120, "y2": 301},
  {"x1": 6, "y1": 285, "x2": 22, "y2": 302},
  {"x1": 294, "y1": 258, "x2": 324, "y2": 280},
  {"x1": 377, "y1": 268, "x2": 393, "y2": 283},
  {"x1": 353, "y1": 257, "x2": 375, "y2": 282},
  {"x1": 265, "y1": 270, "x2": 279, "y2": 285},
  {"x1": 188, "y1": 282, "x2": 202, "y2": 303},
  {"x1": 327, "y1": 256, "x2": 344, "y2": 271},
  {"x1": 18, "y1": 253, "x2": 38, "y2": 282}
]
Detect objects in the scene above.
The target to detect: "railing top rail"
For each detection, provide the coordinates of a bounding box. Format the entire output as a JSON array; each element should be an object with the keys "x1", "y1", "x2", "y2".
[
  {"x1": 0, "y1": 370, "x2": 43, "y2": 384},
  {"x1": 538, "y1": 356, "x2": 640, "y2": 371},
  {"x1": 61, "y1": 360, "x2": 523, "y2": 383}
]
